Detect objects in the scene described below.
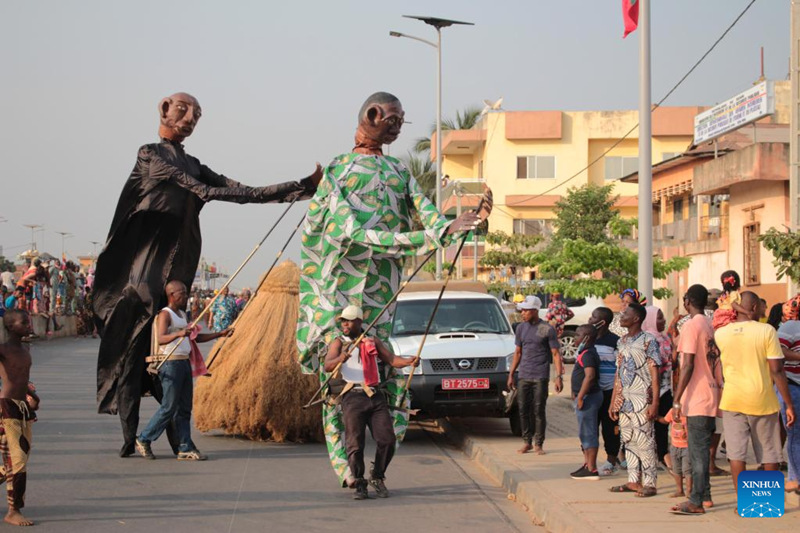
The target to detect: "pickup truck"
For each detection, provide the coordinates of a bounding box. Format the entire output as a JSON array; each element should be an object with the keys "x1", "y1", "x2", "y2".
[{"x1": 388, "y1": 284, "x2": 516, "y2": 425}]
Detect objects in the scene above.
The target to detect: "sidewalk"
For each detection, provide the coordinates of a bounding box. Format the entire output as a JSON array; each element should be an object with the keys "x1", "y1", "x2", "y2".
[{"x1": 447, "y1": 388, "x2": 799, "y2": 533}]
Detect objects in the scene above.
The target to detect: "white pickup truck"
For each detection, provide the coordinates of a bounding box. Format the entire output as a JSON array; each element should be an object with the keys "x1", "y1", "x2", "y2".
[{"x1": 388, "y1": 282, "x2": 516, "y2": 426}]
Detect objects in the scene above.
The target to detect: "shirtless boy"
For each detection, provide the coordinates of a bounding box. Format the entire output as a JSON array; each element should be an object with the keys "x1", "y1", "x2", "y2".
[{"x1": 0, "y1": 309, "x2": 40, "y2": 526}]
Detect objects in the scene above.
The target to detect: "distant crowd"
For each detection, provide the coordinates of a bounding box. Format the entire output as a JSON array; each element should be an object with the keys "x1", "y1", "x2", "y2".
[
  {"x1": 0, "y1": 259, "x2": 96, "y2": 337},
  {"x1": 0, "y1": 260, "x2": 253, "y2": 337}
]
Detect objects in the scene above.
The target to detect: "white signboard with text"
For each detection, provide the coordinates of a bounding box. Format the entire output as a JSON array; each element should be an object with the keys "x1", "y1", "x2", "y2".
[{"x1": 694, "y1": 81, "x2": 775, "y2": 144}]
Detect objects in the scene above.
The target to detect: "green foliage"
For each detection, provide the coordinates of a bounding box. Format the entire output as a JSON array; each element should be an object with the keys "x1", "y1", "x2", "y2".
[
  {"x1": 413, "y1": 106, "x2": 483, "y2": 155},
  {"x1": 759, "y1": 227, "x2": 800, "y2": 282},
  {"x1": 552, "y1": 184, "x2": 618, "y2": 244},
  {"x1": 609, "y1": 214, "x2": 638, "y2": 238},
  {"x1": 526, "y1": 238, "x2": 690, "y2": 299},
  {"x1": 479, "y1": 231, "x2": 541, "y2": 269},
  {"x1": 423, "y1": 260, "x2": 453, "y2": 275},
  {"x1": 400, "y1": 152, "x2": 436, "y2": 202}
]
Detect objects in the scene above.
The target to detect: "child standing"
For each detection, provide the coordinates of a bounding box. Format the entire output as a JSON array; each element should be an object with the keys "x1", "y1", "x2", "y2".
[
  {"x1": 0, "y1": 310, "x2": 40, "y2": 526},
  {"x1": 659, "y1": 408, "x2": 691, "y2": 498},
  {"x1": 712, "y1": 270, "x2": 747, "y2": 330},
  {"x1": 570, "y1": 324, "x2": 603, "y2": 480}
]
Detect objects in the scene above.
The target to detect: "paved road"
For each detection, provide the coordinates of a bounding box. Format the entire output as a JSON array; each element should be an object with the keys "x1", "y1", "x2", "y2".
[{"x1": 24, "y1": 337, "x2": 536, "y2": 532}]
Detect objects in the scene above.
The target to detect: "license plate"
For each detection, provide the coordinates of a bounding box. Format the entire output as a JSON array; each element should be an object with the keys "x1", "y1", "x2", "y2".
[{"x1": 441, "y1": 378, "x2": 489, "y2": 390}]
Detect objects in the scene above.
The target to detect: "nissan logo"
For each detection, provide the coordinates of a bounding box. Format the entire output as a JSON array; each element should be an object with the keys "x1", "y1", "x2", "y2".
[{"x1": 458, "y1": 359, "x2": 472, "y2": 370}]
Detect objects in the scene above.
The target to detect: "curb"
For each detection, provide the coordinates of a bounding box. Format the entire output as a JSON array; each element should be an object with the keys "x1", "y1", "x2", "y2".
[{"x1": 441, "y1": 418, "x2": 600, "y2": 533}]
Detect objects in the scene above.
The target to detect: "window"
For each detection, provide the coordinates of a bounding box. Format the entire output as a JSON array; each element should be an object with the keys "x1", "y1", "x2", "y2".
[
  {"x1": 513, "y1": 219, "x2": 554, "y2": 237},
  {"x1": 604, "y1": 156, "x2": 639, "y2": 180},
  {"x1": 662, "y1": 152, "x2": 680, "y2": 161},
  {"x1": 391, "y1": 298, "x2": 510, "y2": 335},
  {"x1": 743, "y1": 223, "x2": 760, "y2": 285},
  {"x1": 673, "y1": 198, "x2": 684, "y2": 221},
  {"x1": 516, "y1": 156, "x2": 556, "y2": 179}
]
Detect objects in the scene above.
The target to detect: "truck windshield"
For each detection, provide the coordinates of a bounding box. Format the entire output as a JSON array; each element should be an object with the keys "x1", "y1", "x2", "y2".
[{"x1": 391, "y1": 298, "x2": 511, "y2": 336}]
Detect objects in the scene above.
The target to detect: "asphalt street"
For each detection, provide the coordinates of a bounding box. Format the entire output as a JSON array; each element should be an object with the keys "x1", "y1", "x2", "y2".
[{"x1": 21, "y1": 337, "x2": 537, "y2": 532}]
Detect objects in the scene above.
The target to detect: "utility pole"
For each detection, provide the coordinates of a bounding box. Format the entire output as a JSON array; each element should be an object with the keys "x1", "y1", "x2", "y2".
[
  {"x1": 637, "y1": 0, "x2": 653, "y2": 304},
  {"x1": 791, "y1": 0, "x2": 800, "y2": 296}
]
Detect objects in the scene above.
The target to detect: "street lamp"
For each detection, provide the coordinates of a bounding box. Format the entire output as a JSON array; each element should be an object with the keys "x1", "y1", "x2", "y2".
[
  {"x1": 90, "y1": 240, "x2": 101, "y2": 257},
  {"x1": 55, "y1": 231, "x2": 72, "y2": 258},
  {"x1": 390, "y1": 15, "x2": 474, "y2": 279},
  {"x1": 23, "y1": 224, "x2": 42, "y2": 252}
]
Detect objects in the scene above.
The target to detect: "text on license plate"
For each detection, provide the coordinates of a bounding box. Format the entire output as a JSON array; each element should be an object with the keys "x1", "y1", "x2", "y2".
[{"x1": 441, "y1": 378, "x2": 489, "y2": 390}]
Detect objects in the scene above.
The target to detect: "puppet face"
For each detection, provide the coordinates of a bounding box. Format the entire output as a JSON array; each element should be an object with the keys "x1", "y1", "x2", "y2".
[
  {"x1": 359, "y1": 101, "x2": 405, "y2": 146},
  {"x1": 159, "y1": 93, "x2": 202, "y2": 141}
]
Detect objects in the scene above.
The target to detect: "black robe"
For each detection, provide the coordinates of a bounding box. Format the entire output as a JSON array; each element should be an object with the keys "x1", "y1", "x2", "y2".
[{"x1": 93, "y1": 138, "x2": 314, "y2": 421}]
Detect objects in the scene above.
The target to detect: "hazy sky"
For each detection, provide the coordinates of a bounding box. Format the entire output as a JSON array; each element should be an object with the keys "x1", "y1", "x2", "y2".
[{"x1": 0, "y1": 0, "x2": 788, "y2": 289}]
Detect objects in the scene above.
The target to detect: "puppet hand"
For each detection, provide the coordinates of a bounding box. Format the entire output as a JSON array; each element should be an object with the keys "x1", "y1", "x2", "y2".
[
  {"x1": 478, "y1": 186, "x2": 493, "y2": 219},
  {"x1": 447, "y1": 212, "x2": 481, "y2": 235},
  {"x1": 308, "y1": 163, "x2": 323, "y2": 187}
]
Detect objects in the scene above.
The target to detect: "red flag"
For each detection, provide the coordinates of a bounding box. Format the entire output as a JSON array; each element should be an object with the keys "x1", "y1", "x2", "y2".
[{"x1": 622, "y1": 0, "x2": 639, "y2": 38}]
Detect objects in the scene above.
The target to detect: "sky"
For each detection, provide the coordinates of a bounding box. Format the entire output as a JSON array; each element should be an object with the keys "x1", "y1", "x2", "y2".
[{"x1": 0, "y1": 0, "x2": 789, "y2": 289}]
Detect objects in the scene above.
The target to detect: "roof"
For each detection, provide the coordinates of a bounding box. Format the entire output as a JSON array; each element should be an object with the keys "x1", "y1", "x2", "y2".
[
  {"x1": 621, "y1": 123, "x2": 788, "y2": 184},
  {"x1": 397, "y1": 291, "x2": 496, "y2": 302}
]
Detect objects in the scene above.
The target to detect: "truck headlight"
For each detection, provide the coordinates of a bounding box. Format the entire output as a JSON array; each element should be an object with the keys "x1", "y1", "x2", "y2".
[
  {"x1": 505, "y1": 353, "x2": 515, "y2": 371},
  {"x1": 401, "y1": 361, "x2": 423, "y2": 375}
]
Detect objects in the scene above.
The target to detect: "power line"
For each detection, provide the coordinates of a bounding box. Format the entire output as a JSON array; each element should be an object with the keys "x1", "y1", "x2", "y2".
[{"x1": 496, "y1": 0, "x2": 758, "y2": 210}]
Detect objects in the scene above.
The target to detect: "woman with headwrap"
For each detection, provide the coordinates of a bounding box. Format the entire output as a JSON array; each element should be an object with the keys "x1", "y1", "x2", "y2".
[
  {"x1": 776, "y1": 295, "x2": 800, "y2": 492},
  {"x1": 609, "y1": 289, "x2": 647, "y2": 337},
  {"x1": 643, "y1": 305, "x2": 673, "y2": 469}
]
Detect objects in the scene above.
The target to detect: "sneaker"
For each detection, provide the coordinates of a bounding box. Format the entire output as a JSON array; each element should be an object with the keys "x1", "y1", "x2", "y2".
[
  {"x1": 570, "y1": 466, "x2": 600, "y2": 481},
  {"x1": 353, "y1": 479, "x2": 369, "y2": 500},
  {"x1": 177, "y1": 449, "x2": 208, "y2": 461},
  {"x1": 369, "y1": 477, "x2": 389, "y2": 498},
  {"x1": 135, "y1": 438, "x2": 155, "y2": 460},
  {"x1": 570, "y1": 464, "x2": 587, "y2": 477}
]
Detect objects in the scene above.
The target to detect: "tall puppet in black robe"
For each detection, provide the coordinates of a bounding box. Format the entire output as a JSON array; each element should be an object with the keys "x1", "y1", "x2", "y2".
[{"x1": 93, "y1": 92, "x2": 320, "y2": 456}]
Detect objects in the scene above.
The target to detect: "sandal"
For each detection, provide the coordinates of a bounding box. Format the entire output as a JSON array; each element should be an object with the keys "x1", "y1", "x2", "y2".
[
  {"x1": 599, "y1": 461, "x2": 619, "y2": 476},
  {"x1": 670, "y1": 502, "x2": 705, "y2": 515},
  {"x1": 636, "y1": 487, "x2": 657, "y2": 498},
  {"x1": 609, "y1": 484, "x2": 638, "y2": 493},
  {"x1": 709, "y1": 467, "x2": 730, "y2": 477}
]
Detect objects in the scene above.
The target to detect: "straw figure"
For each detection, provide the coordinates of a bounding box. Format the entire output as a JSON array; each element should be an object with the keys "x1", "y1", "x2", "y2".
[{"x1": 193, "y1": 261, "x2": 323, "y2": 442}]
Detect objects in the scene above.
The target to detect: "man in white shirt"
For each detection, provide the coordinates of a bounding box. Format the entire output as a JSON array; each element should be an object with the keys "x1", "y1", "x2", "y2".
[{"x1": 324, "y1": 305, "x2": 417, "y2": 500}]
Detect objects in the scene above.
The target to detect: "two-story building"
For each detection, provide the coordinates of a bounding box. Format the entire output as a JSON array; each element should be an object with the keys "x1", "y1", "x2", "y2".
[{"x1": 435, "y1": 106, "x2": 698, "y2": 279}]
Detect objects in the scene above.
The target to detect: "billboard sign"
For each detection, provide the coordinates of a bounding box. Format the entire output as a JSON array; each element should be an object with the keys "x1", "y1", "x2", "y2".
[{"x1": 694, "y1": 81, "x2": 775, "y2": 145}]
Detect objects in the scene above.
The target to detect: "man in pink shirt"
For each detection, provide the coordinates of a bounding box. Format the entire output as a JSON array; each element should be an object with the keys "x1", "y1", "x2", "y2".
[{"x1": 670, "y1": 284, "x2": 722, "y2": 515}]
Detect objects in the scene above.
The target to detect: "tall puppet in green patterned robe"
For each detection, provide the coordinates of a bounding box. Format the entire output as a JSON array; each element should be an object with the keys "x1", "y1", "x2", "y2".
[{"x1": 297, "y1": 92, "x2": 488, "y2": 485}]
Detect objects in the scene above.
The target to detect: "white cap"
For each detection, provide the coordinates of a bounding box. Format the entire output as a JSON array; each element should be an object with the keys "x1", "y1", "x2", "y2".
[
  {"x1": 517, "y1": 295, "x2": 543, "y2": 311},
  {"x1": 339, "y1": 305, "x2": 363, "y2": 321}
]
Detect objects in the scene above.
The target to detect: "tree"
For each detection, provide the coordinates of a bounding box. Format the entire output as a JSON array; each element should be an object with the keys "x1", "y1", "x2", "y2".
[
  {"x1": 413, "y1": 106, "x2": 483, "y2": 155},
  {"x1": 479, "y1": 232, "x2": 542, "y2": 295},
  {"x1": 527, "y1": 183, "x2": 689, "y2": 299},
  {"x1": 759, "y1": 227, "x2": 800, "y2": 282},
  {"x1": 552, "y1": 183, "x2": 617, "y2": 244},
  {"x1": 400, "y1": 152, "x2": 436, "y2": 202}
]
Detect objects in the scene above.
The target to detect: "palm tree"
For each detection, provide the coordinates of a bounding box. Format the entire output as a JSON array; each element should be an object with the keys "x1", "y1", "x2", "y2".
[
  {"x1": 413, "y1": 106, "x2": 483, "y2": 155},
  {"x1": 401, "y1": 152, "x2": 436, "y2": 202}
]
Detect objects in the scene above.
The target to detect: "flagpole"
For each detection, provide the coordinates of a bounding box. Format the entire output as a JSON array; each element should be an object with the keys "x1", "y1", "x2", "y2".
[{"x1": 637, "y1": 0, "x2": 653, "y2": 304}]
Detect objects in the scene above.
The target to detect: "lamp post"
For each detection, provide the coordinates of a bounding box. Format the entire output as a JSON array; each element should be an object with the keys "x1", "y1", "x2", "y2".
[
  {"x1": 23, "y1": 224, "x2": 42, "y2": 253},
  {"x1": 55, "y1": 231, "x2": 72, "y2": 258},
  {"x1": 390, "y1": 15, "x2": 473, "y2": 279}
]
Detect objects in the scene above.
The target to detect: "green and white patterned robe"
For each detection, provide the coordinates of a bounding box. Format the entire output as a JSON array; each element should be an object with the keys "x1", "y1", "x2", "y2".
[{"x1": 297, "y1": 152, "x2": 453, "y2": 485}]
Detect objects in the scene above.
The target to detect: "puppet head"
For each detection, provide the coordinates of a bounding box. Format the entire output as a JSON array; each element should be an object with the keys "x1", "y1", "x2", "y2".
[
  {"x1": 354, "y1": 92, "x2": 405, "y2": 155},
  {"x1": 158, "y1": 92, "x2": 202, "y2": 142}
]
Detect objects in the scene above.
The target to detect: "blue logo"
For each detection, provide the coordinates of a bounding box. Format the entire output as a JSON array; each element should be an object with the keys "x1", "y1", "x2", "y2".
[{"x1": 737, "y1": 470, "x2": 784, "y2": 518}]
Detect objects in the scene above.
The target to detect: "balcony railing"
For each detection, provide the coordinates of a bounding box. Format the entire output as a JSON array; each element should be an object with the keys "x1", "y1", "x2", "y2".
[
  {"x1": 699, "y1": 215, "x2": 728, "y2": 240},
  {"x1": 652, "y1": 215, "x2": 728, "y2": 244},
  {"x1": 652, "y1": 218, "x2": 698, "y2": 243}
]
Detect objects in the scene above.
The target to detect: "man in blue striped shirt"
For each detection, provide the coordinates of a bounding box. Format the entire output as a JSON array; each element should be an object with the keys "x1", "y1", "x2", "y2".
[{"x1": 589, "y1": 307, "x2": 621, "y2": 474}]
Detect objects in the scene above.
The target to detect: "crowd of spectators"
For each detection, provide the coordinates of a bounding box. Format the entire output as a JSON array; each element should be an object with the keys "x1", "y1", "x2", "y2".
[{"x1": 0, "y1": 260, "x2": 96, "y2": 337}]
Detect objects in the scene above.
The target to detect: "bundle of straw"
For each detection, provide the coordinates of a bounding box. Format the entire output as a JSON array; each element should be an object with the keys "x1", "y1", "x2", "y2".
[{"x1": 193, "y1": 261, "x2": 323, "y2": 442}]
